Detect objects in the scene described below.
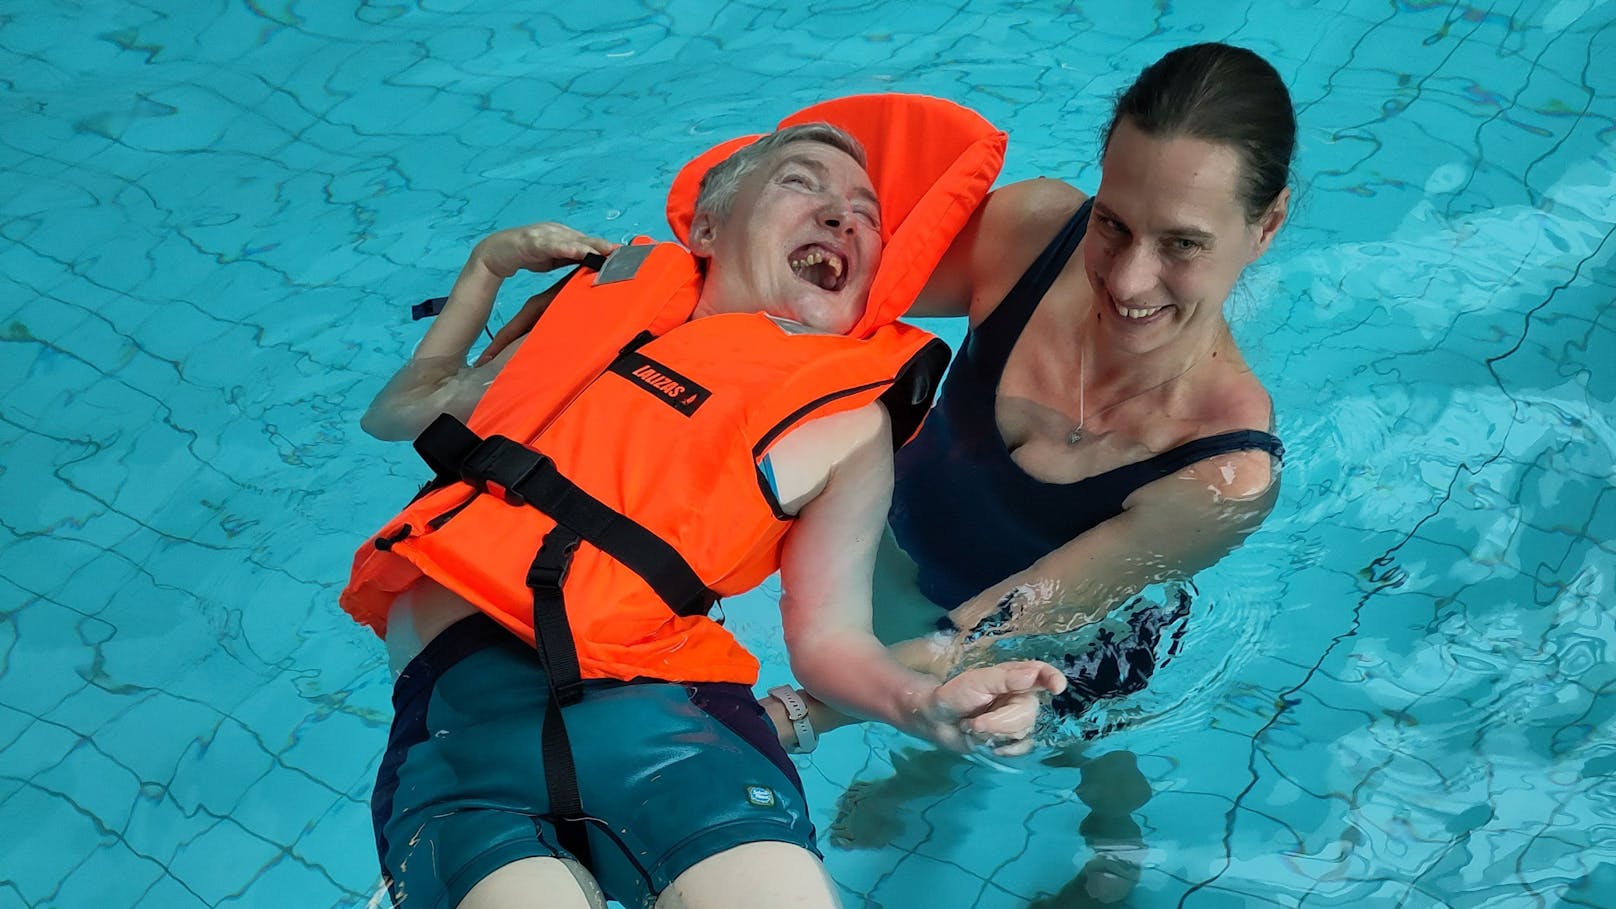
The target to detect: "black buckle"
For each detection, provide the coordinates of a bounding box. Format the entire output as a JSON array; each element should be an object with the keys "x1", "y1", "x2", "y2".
[
  {"x1": 528, "y1": 533, "x2": 580, "y2": 590},
  {"x1": 527, "y1": 556, "x2": 569, "y2": 591},
  {"x1": 459, "y1": 436, "x2": 552, "y2": 507},
  {"x1": 496, "y1": 451, "x2": 551, "y2": 508},
  {"x1": 457, "y1": 436, "x2": 509, "y2": 492}
]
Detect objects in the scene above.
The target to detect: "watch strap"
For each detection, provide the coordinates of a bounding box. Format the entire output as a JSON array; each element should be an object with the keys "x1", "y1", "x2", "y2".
[{"x1": 767, "y1": 685, "x2": 817, "y2": 754}]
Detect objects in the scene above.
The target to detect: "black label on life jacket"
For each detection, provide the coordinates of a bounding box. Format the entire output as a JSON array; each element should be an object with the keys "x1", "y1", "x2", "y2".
[{"x1": 607, "y1": 351, "x2": 711, "y2": 416}]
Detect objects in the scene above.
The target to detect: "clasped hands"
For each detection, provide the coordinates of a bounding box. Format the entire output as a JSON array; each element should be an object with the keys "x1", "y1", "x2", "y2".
[{"x1": 919, "y1": 659, "x2": 1067, "y2": 756}]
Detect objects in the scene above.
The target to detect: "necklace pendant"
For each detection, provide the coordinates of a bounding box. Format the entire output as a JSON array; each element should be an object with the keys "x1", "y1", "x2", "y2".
[{"x1": 1067, "y1": 427, "x2": 1083, "y2": 445}]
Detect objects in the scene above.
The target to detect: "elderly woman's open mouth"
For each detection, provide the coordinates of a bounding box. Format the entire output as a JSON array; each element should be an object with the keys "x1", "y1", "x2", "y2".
[{"x1": 788, "y1": 244, "x2": 848, "y2": 292}]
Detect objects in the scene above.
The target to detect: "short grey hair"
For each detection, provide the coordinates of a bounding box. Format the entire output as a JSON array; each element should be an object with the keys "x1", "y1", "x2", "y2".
[{"x1": 693, "y1": 122, "x2": 867, "y2": 221}]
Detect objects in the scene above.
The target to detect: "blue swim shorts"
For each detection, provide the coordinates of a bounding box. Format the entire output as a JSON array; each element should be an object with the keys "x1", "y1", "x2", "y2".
[{"x1": 371, "y1": 614, "x2": 818, "y2": 908}]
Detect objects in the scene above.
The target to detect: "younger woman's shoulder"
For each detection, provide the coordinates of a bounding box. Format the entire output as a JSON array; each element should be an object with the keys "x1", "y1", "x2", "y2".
[
  {"x1": 961, "y1": 179, "x2": 1091, "y2": 323},
  {"x1": 1186, "y1": 369, "x2": 1280, "y2": 501},
  {"x1": 980, "y1": 178, "x2": 1089, "y2": 240}
]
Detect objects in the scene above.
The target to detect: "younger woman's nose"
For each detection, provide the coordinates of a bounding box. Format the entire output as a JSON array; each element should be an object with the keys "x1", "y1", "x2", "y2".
[{"x1": 1106, "y1": 241, "x2": 1159, "y2": 300}]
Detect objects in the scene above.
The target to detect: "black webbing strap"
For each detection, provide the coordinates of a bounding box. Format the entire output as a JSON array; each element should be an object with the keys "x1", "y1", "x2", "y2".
[
  {"x1": 528, "y1": 528, "x2": 585, "y2": 706},
  {"x1": 414, "y1": 414, "x2": 715, "y2": 617},
  {"x1": 527, "y1": 526, "x2": 592, "y2": 866},
  {"x1": 412, "y1": 413, "x2": 719, "y2": 870}
]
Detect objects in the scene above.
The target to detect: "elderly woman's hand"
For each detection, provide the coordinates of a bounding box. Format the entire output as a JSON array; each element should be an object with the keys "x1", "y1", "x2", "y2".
[
  {"x1": 920, "y1": 659, "x2": 1067, "y2": 755},
  {"x1": 473, "y1": 222, "x2": 619, "y2": 279}
]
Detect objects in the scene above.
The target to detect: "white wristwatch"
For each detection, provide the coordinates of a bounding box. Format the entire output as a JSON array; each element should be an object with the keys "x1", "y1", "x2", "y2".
[{"x1": 767, "y1": 685, "x2": 818, "y2": 754}]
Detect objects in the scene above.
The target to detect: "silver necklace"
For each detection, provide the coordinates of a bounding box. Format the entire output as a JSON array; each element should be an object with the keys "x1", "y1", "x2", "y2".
[
  {"x1": 1067, "y1": 342, "x2": 1088, "y2": 445},
  {"x1": 1066, "y1": 341, "x2": 1212, "y2": 445}
]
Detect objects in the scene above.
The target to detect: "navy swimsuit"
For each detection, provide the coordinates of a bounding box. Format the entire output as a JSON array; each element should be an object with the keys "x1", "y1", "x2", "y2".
[{"x1": 888, "y1": 199, "x2": 1283, "y2": 716}]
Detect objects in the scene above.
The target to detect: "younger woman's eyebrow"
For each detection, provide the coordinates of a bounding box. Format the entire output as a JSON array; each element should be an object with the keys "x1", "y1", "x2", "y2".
[{"x1": 1093, "y1": 200, "x2": 1213, "y2": 243}]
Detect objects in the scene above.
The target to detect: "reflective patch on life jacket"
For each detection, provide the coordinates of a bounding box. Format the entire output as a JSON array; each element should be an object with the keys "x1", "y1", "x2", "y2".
[
  {"x1": 607, "y1": 350, "x2": 711, "y2": 416},
  {"x1": 594, "y1": 244, "x2": 655, "y2": 285}
]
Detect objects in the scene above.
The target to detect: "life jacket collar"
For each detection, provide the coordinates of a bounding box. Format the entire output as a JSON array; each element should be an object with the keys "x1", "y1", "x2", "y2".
[{"x1": 666, "y1": 93, "x2": 1008, "y2": 339}]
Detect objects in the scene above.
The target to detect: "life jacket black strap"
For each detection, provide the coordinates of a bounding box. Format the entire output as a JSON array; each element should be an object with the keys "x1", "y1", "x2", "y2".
[
  {"x1": 529, "y1": 528, "x2": 585, "y2": 705},
  {"x1": 413, "y1": 413, "x2": 725, "y2": 872},
  {"x1": 525, "y1": 526, "x2": 593, "y2": 867},
  {"x1": 413, "y1": 413, "x2": 717, "y2": 618}
]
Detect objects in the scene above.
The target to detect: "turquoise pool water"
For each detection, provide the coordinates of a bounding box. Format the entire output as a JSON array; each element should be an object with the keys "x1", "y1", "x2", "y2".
[{"x1": 2, "y1": 1, "x2": 1612, "y2": 907}]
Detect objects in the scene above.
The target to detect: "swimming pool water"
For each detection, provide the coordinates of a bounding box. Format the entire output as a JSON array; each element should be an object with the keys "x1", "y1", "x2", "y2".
[{"x1": 2, "y1": 1, "x2": 1611, "y2": 906}]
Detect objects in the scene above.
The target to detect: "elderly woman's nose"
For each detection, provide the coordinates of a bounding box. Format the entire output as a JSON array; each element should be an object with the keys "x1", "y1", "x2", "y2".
[{"x1": 819, "y1": 200, "x2": 857, "y2": 233}]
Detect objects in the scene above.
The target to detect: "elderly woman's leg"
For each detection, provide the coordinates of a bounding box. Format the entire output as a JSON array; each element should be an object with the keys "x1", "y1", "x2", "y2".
[
  {"x1": 457, "y1": 857, "x2": 606, "y2": 909},
  {"x1": 655, "y1": 842, "x2": 840, "y2": 909}
]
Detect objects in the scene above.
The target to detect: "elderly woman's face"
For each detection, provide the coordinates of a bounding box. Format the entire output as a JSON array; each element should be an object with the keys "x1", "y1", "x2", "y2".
[
  {"x1": 693, "y1": 141, "x2": 883, "y2": 334},
  {"x1": 1084, "y1": 119, "x2": 1284, "y2": 355}
]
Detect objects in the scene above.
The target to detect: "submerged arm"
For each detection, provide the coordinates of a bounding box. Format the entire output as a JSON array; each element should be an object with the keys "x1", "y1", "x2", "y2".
[
  {"x1": 765, "y1": 447, "x2": 1279, "y2": 746},
  {"x1": 934, "y1": 450, "x2": 1280, "y2": 667}
]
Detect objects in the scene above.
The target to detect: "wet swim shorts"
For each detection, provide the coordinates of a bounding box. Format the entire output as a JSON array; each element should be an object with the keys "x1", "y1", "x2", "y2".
[
  {"x1": 371, "y1": 614, "x2": 818, "y2": 908},
  {"x1": 1049, "y1": 595, "x2": 1186, "y2": 717},
  {"x1": 942, "y1": 589, "x2": 1191, "y2": 719}
]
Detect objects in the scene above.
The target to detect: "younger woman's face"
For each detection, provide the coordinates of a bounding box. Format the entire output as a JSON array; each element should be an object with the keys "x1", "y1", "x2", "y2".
[{"x1": 1084, "y1": 118, "x2": 1286, "y2": 355}]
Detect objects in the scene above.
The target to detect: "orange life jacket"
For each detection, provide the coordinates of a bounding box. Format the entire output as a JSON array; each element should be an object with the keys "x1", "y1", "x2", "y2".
[{"x1": 340, "y1": 93, "x2": 1006, "y2": 686}]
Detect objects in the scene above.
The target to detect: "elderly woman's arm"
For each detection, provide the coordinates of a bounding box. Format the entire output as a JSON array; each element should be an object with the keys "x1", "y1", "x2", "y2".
[
  {"x1": 360, "y1": 222, "x2": 617, "y2": 441},
  {"x1": 770, "y1": 403, "x2": 1066, "y2": 753},
  {"x1": 765, "y1": 449, "x2": 1277, "y2": 747}
]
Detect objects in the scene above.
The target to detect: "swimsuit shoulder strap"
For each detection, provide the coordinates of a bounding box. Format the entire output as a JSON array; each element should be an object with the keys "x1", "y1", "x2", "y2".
[
  {"x1": 966, "y1": 197, "x2": 1094, "y2": 379},
  {"x1": 1117, "y1": 429, "x2": 1285, "y2": 489}
]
